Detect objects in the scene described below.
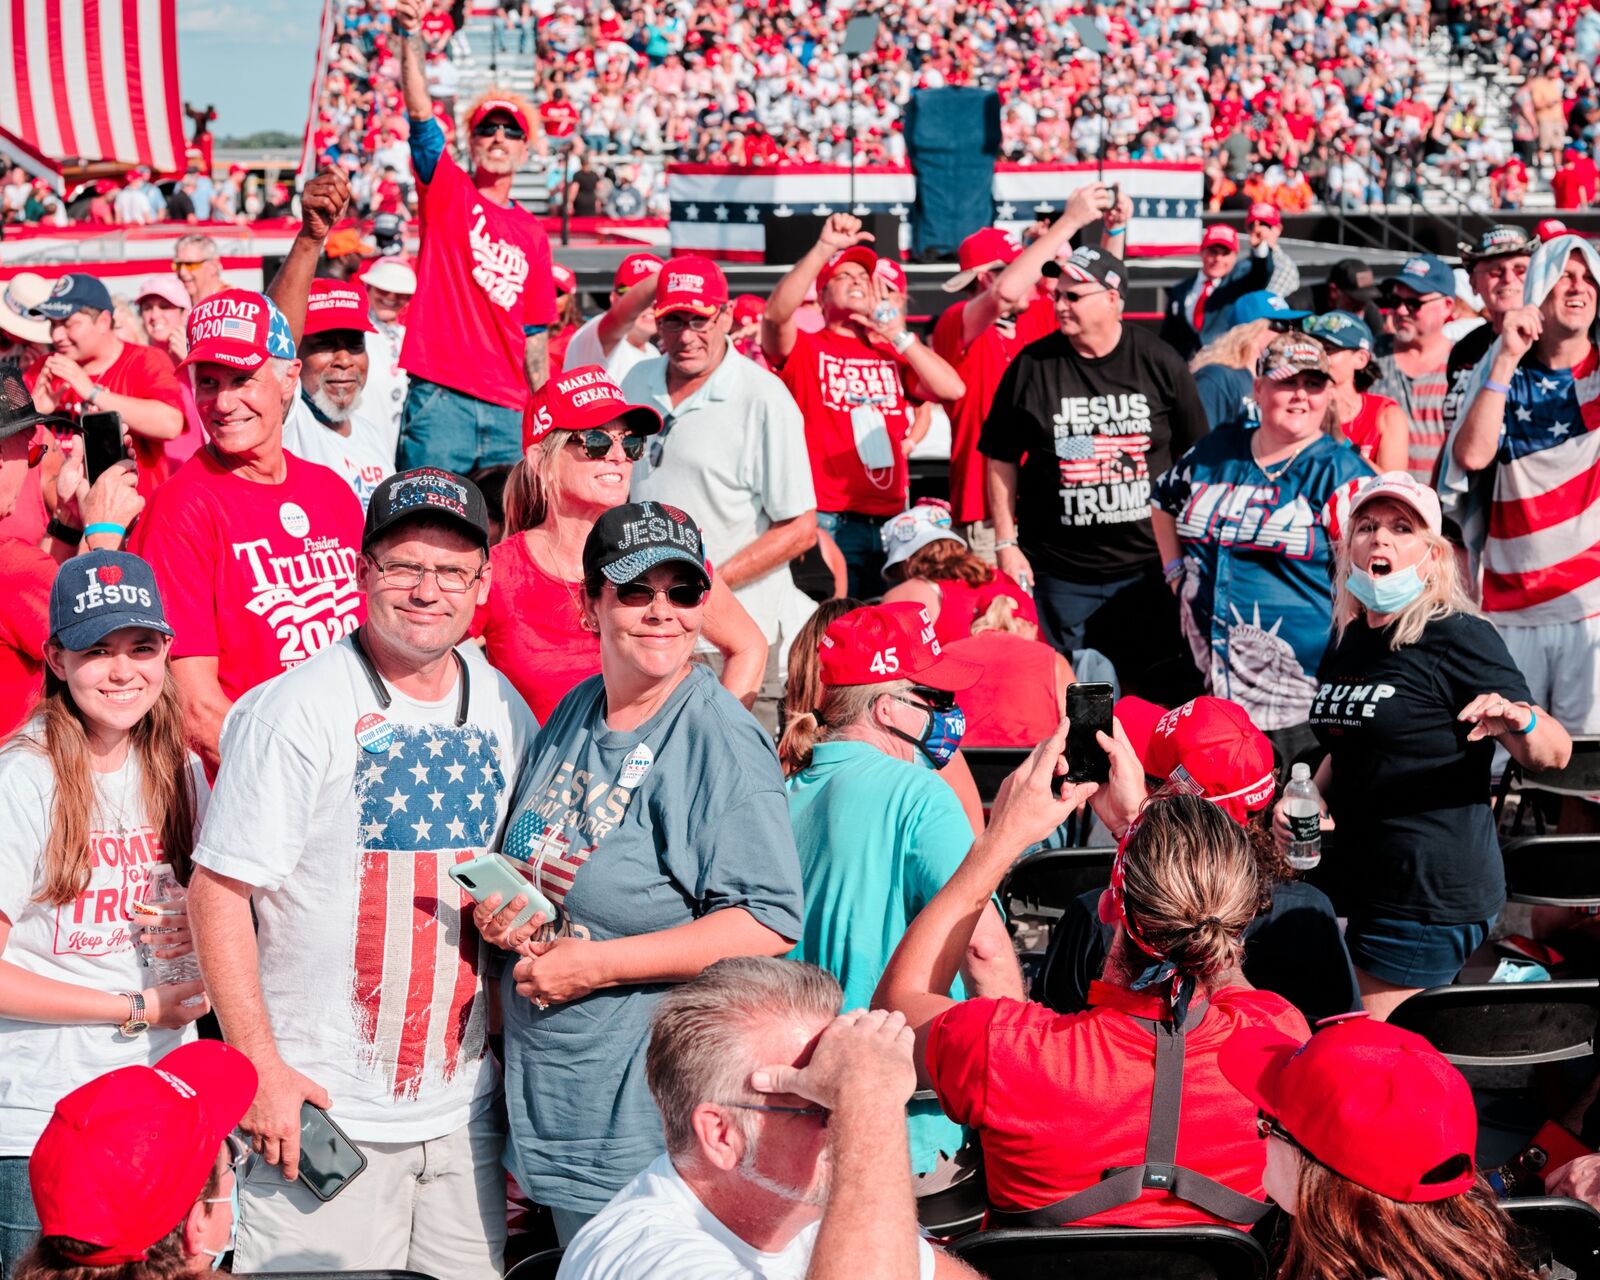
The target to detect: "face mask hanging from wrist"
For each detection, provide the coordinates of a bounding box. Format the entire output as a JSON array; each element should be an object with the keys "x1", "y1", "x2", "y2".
[{"x1": 1347, "y1": 562, "x2": 1427, "y2": 614}]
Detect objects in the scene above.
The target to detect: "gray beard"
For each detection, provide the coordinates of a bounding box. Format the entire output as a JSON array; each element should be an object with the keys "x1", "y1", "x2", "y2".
[{"x1": 309, "y1": 384, "x2": 355, "y2": 425}]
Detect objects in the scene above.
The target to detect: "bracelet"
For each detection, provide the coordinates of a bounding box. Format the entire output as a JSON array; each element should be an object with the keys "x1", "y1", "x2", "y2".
[
  {"x1": 83, "y1": 522, "x2": 126, "y2": 538},
  {"x1": 1484, "y1": 379, "x2": 1513, "y2": 396},
  {"x1": 994, "y1": 538, "x2": 1018, "y2": 550},
  {"x1": 1163, "y1": 557, "x2": 1186, "y2": 583},
  {"x1": 45, "y1": 517, "x2": 84, "y2": 544},
  {"x1": 891, "y1": 329, "x2": 915, "y2": 353},
  {"x1": 1106, "y1": 226, "x2": 1127, "y2": 236},
  {"x1": 1519, "y1": 707, "x2": 1537, "y2": 736}
]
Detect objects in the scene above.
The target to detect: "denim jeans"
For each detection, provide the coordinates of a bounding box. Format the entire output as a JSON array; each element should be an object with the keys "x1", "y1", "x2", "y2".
[
  {"x1": 1032, "y1": 569, "x2": 1149, "y2": 653},
  {"x1": 0, "y1": 1155, "x2": 40, "y2": 1280},
  {"x1": 816, "y1": 510, "x2": 890, "y2": 601},
  {"x1": 397, "y1": 379, "x2": 524, "y2": 475}
]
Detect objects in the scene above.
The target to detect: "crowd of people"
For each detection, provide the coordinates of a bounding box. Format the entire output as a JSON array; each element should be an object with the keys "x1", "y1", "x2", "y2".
[{"x1": 6, "y1": 1, "x2": 1600, "y2": 1277}]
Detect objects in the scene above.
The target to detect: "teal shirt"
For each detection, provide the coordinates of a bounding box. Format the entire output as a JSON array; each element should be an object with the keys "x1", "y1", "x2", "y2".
[{"x1": 785, "y1": 740, "x2": 973, "y2": 1172}]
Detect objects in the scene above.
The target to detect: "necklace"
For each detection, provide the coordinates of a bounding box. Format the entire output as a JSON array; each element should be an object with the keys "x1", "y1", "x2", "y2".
[
  {"x1": 1252, "y1": 434, "x2": 1317, "y2": 482},
  {"x1": 524, "y1": 532, "x2": 587, "y2": 625}
]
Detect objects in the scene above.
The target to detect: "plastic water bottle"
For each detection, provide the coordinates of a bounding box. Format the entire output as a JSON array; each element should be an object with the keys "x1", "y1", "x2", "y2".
[
  {"x1": 133, "y1": 864, "x2": 203, "y2": 1004},
  {"x1": 1283, "y1": 763, "x2": 1324, "y2": 871}
]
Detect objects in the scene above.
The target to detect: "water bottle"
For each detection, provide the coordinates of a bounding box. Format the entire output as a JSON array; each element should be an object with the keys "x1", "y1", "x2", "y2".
[
  {"x1": 1283, "y1": 762, "x2": 1324, "y2": 871},
  {"x1": 133, "y1": 864, "x2": 204, "y2": 1005}
]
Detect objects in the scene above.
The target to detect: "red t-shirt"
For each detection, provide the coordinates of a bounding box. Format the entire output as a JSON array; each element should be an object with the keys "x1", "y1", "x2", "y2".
[
  {"x1": 0, "y1": 450, "x2": 50, "y2": 547},
  {"x1": 927, "y1": 983, "x2": 1309, "y2": 1227},
  {"x1": 27, "y1": 343, "x2": 186, "y2": 499},
  {"x1": 1553, "y1": 159, "x2": 1599, "y2": 209},
  {"x1": 1341, "y1": 392, "x2": 1398, "y2": 463},
  {"x1": 471, "y1": 534, "x2": 597, "y2": 722},
  {"x1": 128, "y1": 450, "x2": 365, "y2": 705},
  {"x1": 541, "y1": 100, "x2": 580, "y2": 139},
  {"x1": 401, "y1": 151, "x2": 557, "y2": 411},
  {"x1": 932, "y1": 294, "x2": 1057, "y2": 524},
  {"x1": 0, "y1": 537, "x2": 54, "y2": 740},
  {"x1": 777, "y1": 327, "x2": 914, "y2": 517},
  {"x1": 420, "y1": 10, "x2": 454, "y2": 46},
  {"x1": 946, "y1": 632, "x2": 1060, "y2": 748}
]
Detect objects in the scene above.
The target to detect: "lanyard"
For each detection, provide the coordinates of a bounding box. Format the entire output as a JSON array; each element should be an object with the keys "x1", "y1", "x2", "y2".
[{"x1": 350, "y1": 627, "x2": 469, "y2": 728}]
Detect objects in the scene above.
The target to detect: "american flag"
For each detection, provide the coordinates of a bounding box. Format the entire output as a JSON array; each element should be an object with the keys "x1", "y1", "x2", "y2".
[
  {"x1": 220, "y1": 317, "x2": 256, "y2": 340},
  {"x1": 350, "y1": 724, "x2": 507, "y2": 1100},
  {"x1": 502, "y1": 807, "x2": 596, "y2": 909},
  {"x1": 1055, "y1": 433, "x2": 1151, "y2": 486}
]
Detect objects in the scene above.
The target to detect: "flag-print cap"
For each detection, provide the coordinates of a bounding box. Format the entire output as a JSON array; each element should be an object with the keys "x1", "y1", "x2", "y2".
[
  {"x1": 1459, "y1": 224, "x2": 1535, "y2": 263},
  {"x1": 1256, "y1": 332, "x2": 1330, "y2": 381},
  {"x1": 363, "y1": 467, "x2": 490, "y2": 552},
  {"x1": 1042, "y1": 245, "x2": 1123, "y2": 291},
  {"x1": 583, "y1": 500, "x2": 711, "y2": 588},
  {"x1": 48, "y1": 551, "x2": 174, "y2": 652},
  {"x1": 180, "y1": 289, "x2": 296, "y2": 372}
]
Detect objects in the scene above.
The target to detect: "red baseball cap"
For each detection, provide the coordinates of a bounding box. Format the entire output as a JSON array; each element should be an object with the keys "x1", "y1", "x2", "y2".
[
  {"x1": 1246, "y1": 201, "x2": 1281, "y2": 227},
  {"x1": 875, "y1": 257, "x2": 908, "y2": 294},
  {"x1": 943, "y1": 227, "x2": 1023, "y2": 293},
  {"x1": 613, "y1": 252, "x2": 663, "y2": 293},
  {"x1": 654, "y1": 254, "x2": 729, "y2": 317},
  {"x1": 732, "y1": 293, "x2": 766, "y2": 326},
  {"x1": 1536, "y1": 217, "x2": 1570, "y2": 242},
  {"x1": 552, "y1": 262, "x2": 578, "y2": 295},
  {"x1": 468, "y1": 97, "x2": 531, "y2": 135},
  {"x1": 1201, "y1": 224, "x2": 1240, "y2": 251},
  {"x1": 30, "y1": 1041, "x2": 257, "y2": 1265},
  {"x1": 304, "y1": 278, "x2": 378, "y2": 337},
  {"x1": 818, "y1": 602, "x2": 982, "y2": 692},
  {"x1": 181, "y1": 288, "x2": 298, "y2": 372},
  {"x1": 524, "y1": 364, "x2": 662, "y2": 447},
  {"x1": 1115, "y1": 696, "x2": 1275, "y2": 823},
  {"x1": 816, "y1": 245, "x2": 878, "y2": 291},
  {"x1": 1221, "y1": 1016, "x2": 1478, "y2": 1204}
]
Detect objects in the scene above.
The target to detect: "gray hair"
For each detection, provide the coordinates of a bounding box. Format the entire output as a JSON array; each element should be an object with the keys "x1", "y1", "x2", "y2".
[
  {"x1": 174, "y1": 232, "x2": 218, "y2": 260},
  {"x1": 646, "y1": 958, "x2": 842, "y2": 1158}
]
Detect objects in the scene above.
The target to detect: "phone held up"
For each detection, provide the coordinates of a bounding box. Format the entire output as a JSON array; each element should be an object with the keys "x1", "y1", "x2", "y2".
[
  {"x1": 80, "y1": 411, "x2": 129, "y2": 483},
  {"x1": 296, "y1": 1103, "x2": 367, "y2": 1201},
  {"x1": 1056, "y1": 681, "x2": 1114, "y2": 796}
]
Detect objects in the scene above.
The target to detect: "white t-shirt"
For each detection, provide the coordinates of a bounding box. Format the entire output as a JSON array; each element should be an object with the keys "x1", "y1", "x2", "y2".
[
  {"x1": 558, "y1": 1154, "x2": 936, "y2": 1280},
  {"x1": 623, "y1": 342, "x2": 818, "y2": 663},
  {"x1": 192, "y1": 638, "x2": 538, "y2": 1143},
  {"x1": 0, "y1": 741, "x2": 209, "y2": 1156},
  {"x1": 361, "y1": 322, "x2": 409, "y2": 458},
  {"x1": 283, "y1": 394, "x2": 395, "y2": 512},
  {"x1": 564, "y1": 314, "x2": 659, "y2": 382}
]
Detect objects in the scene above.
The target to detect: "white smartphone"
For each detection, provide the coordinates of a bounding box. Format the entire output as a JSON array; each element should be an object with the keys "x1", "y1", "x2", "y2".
[{"x1": 448, "y1": 854, "x2": 560, "y2": 930}]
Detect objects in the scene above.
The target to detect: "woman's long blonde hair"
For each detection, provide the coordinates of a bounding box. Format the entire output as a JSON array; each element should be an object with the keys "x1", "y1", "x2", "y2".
[
  {"x1": 776, "y1": 598, "x2": 864, "y2": 775},
  {"x1": 10, "y1": 665, "x2": 197, "y2": 907},
  {"x1": 1332, "y1": 520, "x2": 1479, "y2": 650},
  {"x1": 501, "y1": 431, "x2": 572, "y2": 538},
  {"x1": 1190, "y1": 318, "x2": 1274, "y2": 373}
]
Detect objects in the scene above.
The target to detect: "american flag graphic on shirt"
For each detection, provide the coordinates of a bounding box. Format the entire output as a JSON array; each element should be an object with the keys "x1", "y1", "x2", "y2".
[
  {"x1": 1055, "y1": 432, "x2": 1151, "y2": 486},
  {"x1": 350, "y1": 724, "x2": 506, "y2": 1100}
]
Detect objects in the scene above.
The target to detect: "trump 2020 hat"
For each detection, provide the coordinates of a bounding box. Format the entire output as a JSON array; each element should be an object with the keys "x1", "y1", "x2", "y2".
[
  {"x1": 30, "y1": 273, "x2": 114, "y2": 322},
  {"x1": 943, "y1": 227, "x2": 1023, "y2": 293},
  {"x1": 524, "y1": 364, "x2": 662, "y2": 447},
  {"x1": 48, "y1": 551, "x2": 174, "y2": 652},
  {"x1": 363, "y1": 467, "x2": 491, "y2": 552},
  {"x1": 1220, "y1": 1015, "x2": 1478, "y2": 1204},
  {"x1": 181, "y1": 289, "x2": 297, "y2": 372},
  {"x1": 1114, "y1": 695, "x2": 1276, "y2": 823},
  {"x1": 583, "y1": 500, "x2": 712, "y2": 588},
  {"x1": 304, "y1": 278, "x2": 378, "y2": 337},
  {"x1": 818, "y1": 602, "x2": 982, "y2": 692},
  {"x1": 654, "y1": 255, "x2": 729, "y2": 318},
  {"x1": 29, "y1": 1041, "x2": 257, "y2": 1266},
  {"x1": 1347, "y1": 470, "x2": 1443, "y2": 536}
]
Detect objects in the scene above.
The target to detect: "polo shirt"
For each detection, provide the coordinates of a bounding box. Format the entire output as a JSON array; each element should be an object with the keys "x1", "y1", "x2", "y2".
[
  {"x1": 623, "y1": 340, "x2": 817, "y2": 655},
  {"x1": 926, "y1": 983, "x2": 1308, "y2": 1227}
]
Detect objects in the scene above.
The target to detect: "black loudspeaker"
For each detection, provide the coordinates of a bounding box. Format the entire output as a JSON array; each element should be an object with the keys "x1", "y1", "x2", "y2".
[
  {"x1": 905, "y1": 87, "x2": 1001, "y2": 260},
  {"x1": 763, "y1": 212, "x2": 902, "y2": 266}
]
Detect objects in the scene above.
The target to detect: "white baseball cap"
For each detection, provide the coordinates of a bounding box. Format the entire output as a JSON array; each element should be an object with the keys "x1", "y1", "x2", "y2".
[
  {"x1": 1348, "y1": 471, "x2": 1442, "y2": 535},
  {"x1": 881, "y1": 503, "x2": 965, "y2": 578},
  {"x1": 362, "y1": 259, "x2": 417, "y2": 296}
]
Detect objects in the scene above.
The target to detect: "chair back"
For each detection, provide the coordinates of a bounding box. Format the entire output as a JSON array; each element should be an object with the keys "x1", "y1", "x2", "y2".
[
  {"x1": 1497, "y1": 736, "x2": 1600, "y2": 834},
  {"x1": 1504, "y1": 1195, "x2": 1600, "y2": 1280},
  {"x1": 948, "y1": 1224, "x2": 1270, "y2": 1280},
  {"x1": 1000, "y1": 847, "x2": 1115, "y2": 929},
  {"x1": 503, "y1": 1249, "x2": 566, "y2": 1280},
  {"x1": 1503, "y1": 835, "x2": 1600, "y2": 908},
  {"x1": 1388, "y1": 980, "x2": 1600, "y2": 1067}
]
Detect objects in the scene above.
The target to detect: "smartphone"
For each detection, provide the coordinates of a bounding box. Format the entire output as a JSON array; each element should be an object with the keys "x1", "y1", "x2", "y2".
[
  {"x1": 1061, "y1": 682, "x2": 1115, "y2": 790},
  {"x1": 448, "y1": 853, "x2": 560, "y2": 931},
  {"x1": 1109, "y1": 182, "x2": 1121, "y2": 211},
  {"x1": 297, "y1": 1104, "x2": 367, "y2": 1202},
  {"x1": 80, "y1": 411, "x2": 127, "y2": 482}
]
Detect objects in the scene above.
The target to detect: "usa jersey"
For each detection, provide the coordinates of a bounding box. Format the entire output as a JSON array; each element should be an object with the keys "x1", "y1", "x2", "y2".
[
  {"x1": 1155, "y1": 432, "x2": 1371, "y2": 730},
  {"x1": 1481, "y1": 348, "x2": 1600, "y2": 624}
]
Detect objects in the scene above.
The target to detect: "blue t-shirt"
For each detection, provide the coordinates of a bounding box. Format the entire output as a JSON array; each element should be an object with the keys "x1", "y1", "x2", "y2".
[
  {"x1": 786, "y1": 741, "x2": 972, "y2": 1173},
  {"x1": 1193, "y1": 364, "x2": 1258, "y2": 433},
  {"x1": 1154, "y1": 431, "x2": 1372, "y2": 731},
  {"x1": 499, "y1": 667, "x2": 804, "y2": 1213}
]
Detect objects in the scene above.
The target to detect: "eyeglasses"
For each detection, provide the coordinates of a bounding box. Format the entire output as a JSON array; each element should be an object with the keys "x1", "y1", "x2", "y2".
[
  {"x1": 1384, "y1": 293, "x2": 1441, "y2": 313},
  {"x1": 718, "y1": 1102, "x2": 829, "y2": 1126},
  {"x1": 372, "y1": 560, "x2": 483, "y2": 593},
  {"x1": 611, "y1": 579, "x2": 708, "y2": 608},
  {"x1": 657, "y1": 310, "x2": 720, "y2": 334},
  {"x1": 1256, "y1": 1112, "x2": 1299, "y2": 1145},
  {"x1": 571, "y1": 429, "x2": 646, "y2": 460},
  {"x1": 472, "y1": 120, "x2": 527, "y2": 141}
]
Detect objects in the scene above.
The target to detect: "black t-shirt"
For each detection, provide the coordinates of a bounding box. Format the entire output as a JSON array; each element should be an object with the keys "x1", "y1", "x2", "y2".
[
  {"x1": 1442, "y1": 320, "x2": 1496, "y2": 430},
  {"x1": 1309, "y1": 611, "x2": 1532, "y2": 924},
  {"x1": 979, "y1": 325, "x2": 1209, "y2": 583}
]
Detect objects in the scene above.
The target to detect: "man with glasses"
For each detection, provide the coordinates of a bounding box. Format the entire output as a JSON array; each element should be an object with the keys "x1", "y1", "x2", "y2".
[
  {"x1": 187, "y1": 467, "x2": 536, "y2": 1276},
  {"x1": 1371, "y1": 254, "x2": 1457, "y2": 482},
  {"x1": 981, "y1": 244, "x2": 1207, "y2": 702},
  {"x1": 623, "y1": 255, "x2": 818, "y2": 734},
  {"x1": 1443, "y1": 227, "x2": 1535, "y2": 429},
  {"x1": 393, "y1": 0, "x2": 557, "y2": 476},
  {"x1": 172, "y1": 233, "x2": 225, "y2": 306},
  {"x1": 1159, "y1": 222, "x2": 1298, "y2": 361},
  {"x1": 560, "y1": 958, "x2": 964, "y2": 1279}
]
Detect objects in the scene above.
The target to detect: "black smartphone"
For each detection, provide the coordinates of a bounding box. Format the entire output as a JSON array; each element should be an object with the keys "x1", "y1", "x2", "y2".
[
  {"x1": 297, "y1": 1103, "x2": 367, "y2": 1202},
  {"x1": 1061, "y1": 681, "x2": 1115, "y2": 790},
  {"x1": 80, "y1": 411, "x2": 127, "y2": 482}
]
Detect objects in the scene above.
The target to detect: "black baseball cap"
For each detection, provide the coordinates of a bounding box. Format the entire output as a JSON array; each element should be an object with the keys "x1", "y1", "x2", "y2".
[
  {"x1": 1328, "y1": 259, "x2": 1380, "y2": 303},
  {"x1": 582, "y1": 500, "x2": 711, "y2": 588},
  {"x1": 1459, "y1": 224, "x2": 1535, "y2": 263},
  {"x1": 363, "y1": 468, "x2": 490, "y2": 553},
  {"x1": 1042, "y1": 245, "x2": 1124, "y2": 291},
  {"x1": 49, "y1": 551, "x2": 174, "y2": 652},
  {"x1": 0, "y1": 362, "x2": 74, "y2": 441}
]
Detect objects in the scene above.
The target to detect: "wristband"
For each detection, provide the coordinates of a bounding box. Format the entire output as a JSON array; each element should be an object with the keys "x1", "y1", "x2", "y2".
[
  {"x1": 1106, "y1": 226, "x2": 1127, "y2": 236},
  {"x1": 83, "y1": 522, "x2": 126, "y2": 539},
  {"x1": 1484, "y1": 379, "x2": 1513, "y2": 396},
  {"x1": 891, "y1": 329, "x2": 915, "y2": 353},
  {"x1": 1519, "y1": 707, "x2": 1537, "y2": 736},
  {"x1": 995, "y1": 538, "x2": 1018, "y2": 550},
  {"x1": 45, "y1": 517, "x2": 84, "y2": 544},
  {"x1": 1163, "y1": 557, "x2": 1186, "y2": 582}
]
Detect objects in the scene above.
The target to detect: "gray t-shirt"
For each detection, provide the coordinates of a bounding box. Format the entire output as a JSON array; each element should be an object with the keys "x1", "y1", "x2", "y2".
[{"x1": 500, "y1": 666, "x2": 804, "y2": 1212}]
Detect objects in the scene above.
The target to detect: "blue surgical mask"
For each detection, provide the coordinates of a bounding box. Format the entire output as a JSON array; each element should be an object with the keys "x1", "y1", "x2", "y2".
[
  {"x1": 200, "y1": 1165, "x2": 240, "y2": 1269},
  {"x1": 1347, "y1": 562, "x2": 1426, "y2": 614},
  {"x1": 887, "y1": 695, "x2": 966, "y2": 770}
]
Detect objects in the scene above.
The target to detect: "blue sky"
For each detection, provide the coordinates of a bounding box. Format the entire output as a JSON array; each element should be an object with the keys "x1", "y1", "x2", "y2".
[{"x1": 177, "y1": 0, "x2": 327, "y2": 138}]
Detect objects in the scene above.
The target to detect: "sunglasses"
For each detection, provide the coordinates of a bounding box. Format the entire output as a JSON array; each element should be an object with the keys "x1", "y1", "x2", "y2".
[
  {"x1": 571, "y1": 429, "x2": 646, "y2": 460},
  {"x1": 1383, "y1": 293, "x2": 1441, "y2": 312},
  {"x1": 472, "y1": 120, "x2": 527, "y2": 141},
  {"x1": 171, "y1": 259, "x2": 213, "y2": 272},
  {"x1": 27, "y1": 438, "x2": 48, "y2": 468},
  {"x1": 1057, "y1": 287, "x2": 1108, "y2": 305},
  {"x1": 611, "y1": 579, "x2": 708, "y2": 608}
]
